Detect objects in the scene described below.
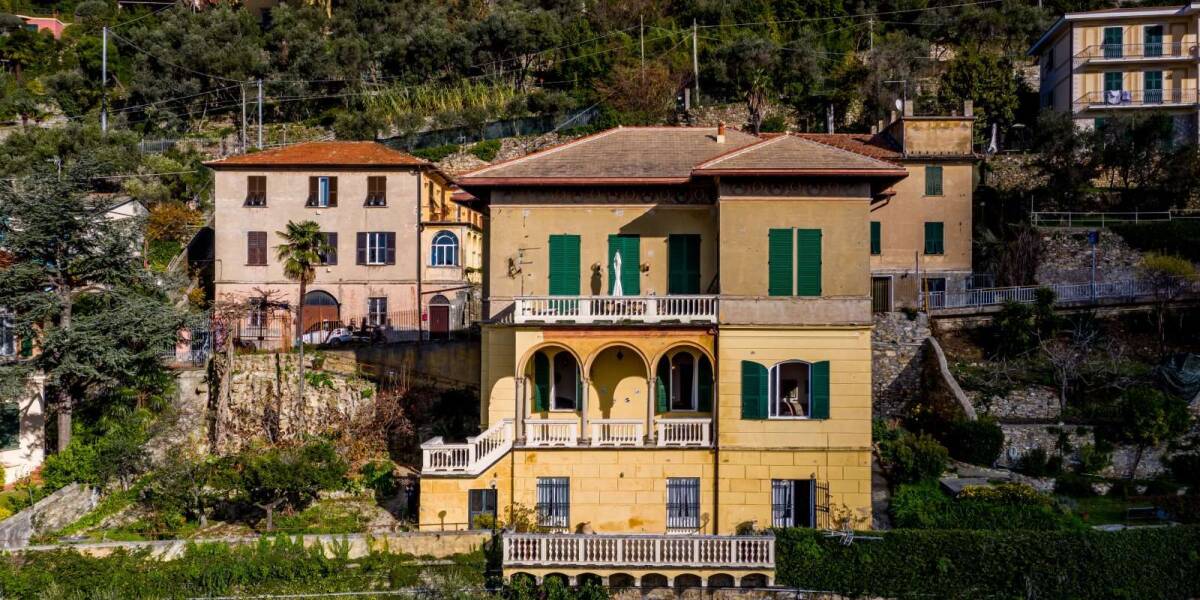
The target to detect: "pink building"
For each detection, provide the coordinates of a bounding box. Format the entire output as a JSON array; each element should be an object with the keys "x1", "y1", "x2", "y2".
[{"x1": 15, "y1": 15, "x2": 69, "y2": 39}]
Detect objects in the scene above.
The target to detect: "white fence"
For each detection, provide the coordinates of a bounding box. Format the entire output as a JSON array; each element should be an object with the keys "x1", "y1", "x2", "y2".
[
  {"x1": 591, "y1": 419, "x2": 645, "y2": 447},
  {"x1": 421, "y1": 419, "x2": 513, "y2": 475},
  {"x1": 513, "y1": 295, "x2": 717, "y2": 324},
  {"x1": 656, "y1": 418, "x2": 712, "y2": 447},
  {"x1": 525, "y1": 419, "x2": 579, "y2": 447},
  {"x1": 1031, "y1": 210, "x2": 1200, "y2": 227},
  {"x1": 503, "y1": 533, "x2": 774, "y2": 569},
  {"x1": 920, "y1": 278, "x2": 1194, "y2": 311}
]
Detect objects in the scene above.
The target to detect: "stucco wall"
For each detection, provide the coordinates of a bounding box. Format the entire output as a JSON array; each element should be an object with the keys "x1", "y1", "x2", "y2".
[
  {"x1": 869, "y1": 162, "x2": 973, "y2": 275},
  {"x1": 0, "y1": 373, "x2": 44, "y2": 485},
  {"x1": 898, "y1": 119, "x2": 973, "y2": 156},
  {"x1": 716, "y1": 186, "x2": 870, "y2": 300},
  {"x1": 716, "y1": 449, "x2": 872, "y2": 533},
  {"x1": 485, "y1": 201, "x2": 718, "y2": 308}
]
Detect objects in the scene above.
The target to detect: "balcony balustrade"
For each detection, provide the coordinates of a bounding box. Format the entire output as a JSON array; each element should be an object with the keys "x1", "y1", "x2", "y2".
[
  {"x1": 502, "y1": 533, "x2": 774, "y2": 570},
  {"x1": 1075, "y1": 42, "x2": 1188, "y2": 61},
  {"x1": 421, "y1": 418, "x2": 513, "y2": 475},
  {"x1": 512, "y1": 295, "x2": 717, "y2": 325},
  {"x1": 590, "y1": 419, "x2": 645, "y2": 447},
  {"x1": 525, "y1": 419, "x2": 580, "y2": 446},
  {"x1": 655, "y1": 418, "x2": 712, "y2": 447},
  {"x1": 1074, "y1": 88, "x2": 1197, "y2": 110}
]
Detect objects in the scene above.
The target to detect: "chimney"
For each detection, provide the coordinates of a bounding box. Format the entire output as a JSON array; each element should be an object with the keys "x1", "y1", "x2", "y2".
[
  {"x1": 963, "y1": 100, "x2": 974, "y2": 117},
  {"x1": 903, "y1": 99, "x2": 914, "y2": 117},
  {"x1": 716, "y1": 121, "x2": 726, "y2": 143}
]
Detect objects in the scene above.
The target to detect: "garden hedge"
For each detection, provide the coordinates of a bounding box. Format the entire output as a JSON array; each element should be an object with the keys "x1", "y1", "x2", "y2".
[
  {"x1": 775, "y1": 526, "x2": 1200, "y2": 599},
  {"x1": 1110, "y1": 221, "x2": 1200, "y2": 263}
]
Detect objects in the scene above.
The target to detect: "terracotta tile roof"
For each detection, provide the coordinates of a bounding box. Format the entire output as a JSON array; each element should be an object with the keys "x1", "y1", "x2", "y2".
[
  {"x1": 205, "y1": 141, "x2": 428, "y2": 168},
  {"x1": 694, "y1": 134, "x2": 906, "y2": 175},
  {"x1": 792, "y1": 133, "x2": 902, "y2": 162},
  {"x1": 459, "y1": 127, "x2": 762, "y2": 183}
]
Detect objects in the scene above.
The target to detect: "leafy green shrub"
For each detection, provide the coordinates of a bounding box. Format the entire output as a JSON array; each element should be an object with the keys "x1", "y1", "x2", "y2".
[
  {"x1": 141, "y1": 453, "x2": 236, "y2": 528},
  {"x1": 411, "y1": 144, "x2": 460, "y2": 162},
  {"x1": 468, "y1": 139, "x2": 501, "y2": 162},
  {"x1": 358, "y1": 459, "x2": 397, "y2": 499},
  {"x1": 942, "y1": 418, "x2": 1004, "y2": 466},
  {"x1": 759, "y1": 114, "x2": 787, "y2": 132},
  {"x1": 42, "y1": 411, "x2": 153, "y2": 491},
  {"x1": 774, "y1": 526, "x2": 1200, "y2": 599},
  {"x1": 235, "y1": 440, "x2": 348, "y2": 532},
  {"x1": 1076, "y1": 442, "x2": 1113, "y2": 475},
  {"x1": 872, "y1": 418, "x2": 900, "y2": 444},
  {"x1": 1055, "y1": 473, "x2": 1097, "y2": 497},
  {"x1": 1112, "y1": 220, "x2": 1200, "y2": 263},
  {"x1": 878, "y1": 431, "x2": 948, "y2": 485},
  {"x1": 990, "y1": 300, "x2": 1037, "y2": 357},
  {"x1": 1159, "y1": 494, "x2": 1200, "y2": 524},
  {"x1": 891, "y1": 482, "x2": 1078, "y2": 531},
  {"x1": 1015, "y1": 447, "x2": 1063, "y2": 477}
]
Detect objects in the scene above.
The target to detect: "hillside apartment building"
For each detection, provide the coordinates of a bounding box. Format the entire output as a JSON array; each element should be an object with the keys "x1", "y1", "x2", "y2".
[
  {"x1": 417, "y1": 109, "x2": 973, "y2": 585},
  {"x1": 205, "y1": 142, "x2": 483, "y2": 342},
  {"x1": 1029, "y1": 3, "x2": 1200, "y2": 139}
]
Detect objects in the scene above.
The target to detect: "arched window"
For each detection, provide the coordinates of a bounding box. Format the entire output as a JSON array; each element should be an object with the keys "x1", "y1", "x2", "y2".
[
  {"x1": 430, "y1": 231, "x2": 459, "y2": 266},
  {"x1": 769, "y1": 361, "x2": 811, "y2": 418},
  {"x1": 531, "y1": 349, "x2": 581, "y2": 412},
  {"x1": 670, "y1": 352, "x2": 696, "y2": 411}
]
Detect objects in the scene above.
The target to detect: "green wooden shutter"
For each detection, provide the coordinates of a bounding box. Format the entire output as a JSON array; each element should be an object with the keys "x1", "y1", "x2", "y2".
[
  {"x1": 810, "y1": 361, "x2": 830, "y2": 420},
  {"x1": 924, "y1": 222, "x2": 944, "y2": 255},
  {"x1": 925, "y1": 165, "x2": 943, "y2": 196},
  {"x1": 698, "y1": 356, "x2": 713, "y2": 412},
  {"x1": 740, "y1": 361, "x2": 768, "y2": 420},
  {"x1": 768, "y1": 229, "x2": 794, "y2": 296},
  {"x1": 548, "y1": 235, "x2": 581, "y2": 296},
  {"x1": 608, "y1": 235, "x2": 640, "y2": 295},
  {"x1": 655, "y1": 356, "x2": 669, "y2": 414},
  {"x1": 795, "y1": 229, "x2": 822, "y2": 297},
  {"x1": 668, "y1": 234, "x2": 701, "y2": 295},
  {"x1": 870, "y1": 222, "x2": 881, "y2": 256},
  {"x1": 533, "y1": 352, "x2": 550, "y2": 412}
]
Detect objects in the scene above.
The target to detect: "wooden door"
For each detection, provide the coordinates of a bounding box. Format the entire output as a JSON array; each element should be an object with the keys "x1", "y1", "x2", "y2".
[{"x1": 429, "y1": 305, "x2": 450, "y2": 339}]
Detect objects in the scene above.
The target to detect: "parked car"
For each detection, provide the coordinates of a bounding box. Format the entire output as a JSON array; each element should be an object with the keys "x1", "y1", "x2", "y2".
[{"x1": 298, "y1": 320, "x2": 353, "y2": 346}]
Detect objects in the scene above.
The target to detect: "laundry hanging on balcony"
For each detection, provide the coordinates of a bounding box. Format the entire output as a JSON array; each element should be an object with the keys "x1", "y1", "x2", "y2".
[{"x1": 612, "y1": 250, "x2": 624, "y2": 296}]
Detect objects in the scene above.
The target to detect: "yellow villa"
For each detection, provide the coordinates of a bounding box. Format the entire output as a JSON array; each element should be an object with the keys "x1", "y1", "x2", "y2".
[
  {"x1": 1030, "y1": 3, "x2": 1200, "y2": 139},
  {"x1": 417, "y1": 124, "x2": 921, "y2": 586}
]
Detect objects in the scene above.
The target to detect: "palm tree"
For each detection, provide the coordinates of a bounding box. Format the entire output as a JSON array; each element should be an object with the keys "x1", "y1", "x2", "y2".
[{"x1": 275, "y1": 220, "x2": 331, "y2": 425}]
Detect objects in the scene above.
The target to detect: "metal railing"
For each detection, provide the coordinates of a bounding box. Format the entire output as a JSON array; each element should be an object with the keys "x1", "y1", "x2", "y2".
[
  {"x1": 525, "y1": 419, "x2": 579, "y2": 446},
  {"x1": 513, "y1": 295, "x2": 717, "y2": 325},
  {"x1": 420, "y1": 418, "x2": 514, "y2": 475},
  {"x1": 920, "y1": 278, "x2": 1197, "y2": 311},
  {"x1": 1075, "y1": 42, "x2": 1188, "y2": 60},
  {"x1": 1032, "y1": 210, "x2": 1200, "y2": 227},
  {"x1": 590, "y1": 419, "x2": 645, "y2": 447},
  {"x1": 656, "y1": 418, "x2": 712, "y2": 447},
  {"x1": 1074, "y1": 88, "x2": 1198, "y2": 109},
  {"x1": 502, "y1": 533, "x2": 775, "y2": 569}
]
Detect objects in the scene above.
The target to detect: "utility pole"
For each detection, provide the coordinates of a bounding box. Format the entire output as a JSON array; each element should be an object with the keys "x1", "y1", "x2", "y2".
[
  {"x1": 868, "y1": 18, "x2": 874, "y2": 52},
  {"x1": 692, "y1": 19, "x2": 700, "y2": 107},
  {"x1": 101, "y1": 26, "x2": 108, "y2": 134},
  {"x1": 257, "y1": 78, "x2": 263, "y2": 149},
  {"x1": 639, "y1": 15, "x2": 645, "y2": 83},
  {"x1": 240, "y1": 83, "x2": 247, "y2": 153}
]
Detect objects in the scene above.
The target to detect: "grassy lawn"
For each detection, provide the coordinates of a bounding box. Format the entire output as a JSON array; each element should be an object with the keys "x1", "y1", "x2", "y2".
[{"x1": 1071, "y1": 495, "x2": 1145, "y2": 525}]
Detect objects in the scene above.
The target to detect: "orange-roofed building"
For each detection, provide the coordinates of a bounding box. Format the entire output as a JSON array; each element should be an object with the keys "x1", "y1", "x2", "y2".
[{"x1": 204, "y1": 141, "x2": 483, "y2": 344}]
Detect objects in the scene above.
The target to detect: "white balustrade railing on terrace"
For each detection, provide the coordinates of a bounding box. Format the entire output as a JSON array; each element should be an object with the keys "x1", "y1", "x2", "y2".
[
  {"x1": 526, "y1": 419, "x2": 579, "y2": 446},
  {"x1": 656, "y1": 418, "x2": 712, "y2": 447},
  {"x1": 503, "y1": 533, "x2": 774, "y2": 569},
  {"x1": 1031, "y1": 210, "x2": 1200, "y2": 227},
  {"x1": 513, "y1": 295, "x2": 717, "y2": 324},
  {"x1": 920, "y1": 279, "x2": 1200, "y2": 312},
  {"x1": 421, "y1": 418, "x2": 514, "y2": 475},
  {"x1": 591, "y1": 419, "x2": 645, "y2": 446}
]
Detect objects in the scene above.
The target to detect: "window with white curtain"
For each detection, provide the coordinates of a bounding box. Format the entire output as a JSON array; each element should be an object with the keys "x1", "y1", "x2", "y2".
[{"x1": 0, "y1": 312, "x2": 14, "y2": 357}]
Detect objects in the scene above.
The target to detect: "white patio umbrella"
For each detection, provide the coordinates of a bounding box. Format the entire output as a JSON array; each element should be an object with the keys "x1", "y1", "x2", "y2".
[{"x1": 612, "y1": 250, "x2": 624, "y2": 296}]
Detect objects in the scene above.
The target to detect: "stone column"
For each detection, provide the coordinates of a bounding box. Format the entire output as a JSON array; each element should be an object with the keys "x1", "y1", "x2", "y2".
[
  {"x1": 514, "y1": 376, "x2": 525, "y2": 444},
  {"x1": 579, "y1": 377, "x2": 590, "y2": 446},
  {"x1": 646, "y1": 377, "x2": 657, "y2": 445}
]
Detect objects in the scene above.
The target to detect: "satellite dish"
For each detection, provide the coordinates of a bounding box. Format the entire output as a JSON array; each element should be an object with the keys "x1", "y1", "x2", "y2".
[{"x1": 894, "y1": 98, "x2": 903, "y2": 111}]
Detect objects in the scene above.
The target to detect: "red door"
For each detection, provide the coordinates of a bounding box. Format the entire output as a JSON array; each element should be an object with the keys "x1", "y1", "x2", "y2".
[{"x1": 429, "y1": 305, "x2": 450, "y2": 340}]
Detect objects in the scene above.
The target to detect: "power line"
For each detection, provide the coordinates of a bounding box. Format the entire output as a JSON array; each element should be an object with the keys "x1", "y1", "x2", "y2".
[
  {"x1": 108, "y1": 30, "x2": 248, "y2": 83},
  {"x1": 694, "y1": 0, "x2": 1004, "y2": 29}
]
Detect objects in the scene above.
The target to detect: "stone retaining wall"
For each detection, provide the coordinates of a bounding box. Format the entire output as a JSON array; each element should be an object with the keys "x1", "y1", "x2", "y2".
[
  {"x1": 0, "y1": 484, "x2": 97, "y2": 549},
  {"x1": 17, "y1": 530, "x2": 489, "y2": 559},
  {"x1": 872, "y1": 313, "x2": 930, "y2": 418}
]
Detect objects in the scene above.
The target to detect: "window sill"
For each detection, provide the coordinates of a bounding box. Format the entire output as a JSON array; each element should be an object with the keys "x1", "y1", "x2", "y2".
[
  {"x1": 427, "y1": 264, "x2": 460, "y2": 269},
  {"x1": 768, "y1": 416, "x2": 813, "y2": 421},
  {"x1": 245, "y1": 264, "x2": 268, "y2": 267}
]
